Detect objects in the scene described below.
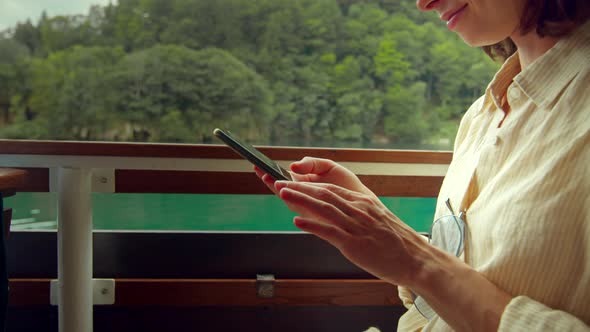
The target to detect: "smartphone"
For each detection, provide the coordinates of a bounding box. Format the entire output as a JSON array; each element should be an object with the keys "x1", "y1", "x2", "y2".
[{"x1": 213, "y1": 128, "x2": 292, "y2": 181}]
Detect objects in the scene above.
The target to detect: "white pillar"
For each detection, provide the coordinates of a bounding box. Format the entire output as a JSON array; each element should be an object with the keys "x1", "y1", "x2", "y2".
[{"x1": 57, "y1": 167, "x2": 93, "y2": 332}]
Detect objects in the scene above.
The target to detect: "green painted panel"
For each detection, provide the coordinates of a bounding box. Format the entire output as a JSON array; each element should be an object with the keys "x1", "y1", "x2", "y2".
[{"x1": 6, "y1": 193, "x2": 435, "y2": 232}]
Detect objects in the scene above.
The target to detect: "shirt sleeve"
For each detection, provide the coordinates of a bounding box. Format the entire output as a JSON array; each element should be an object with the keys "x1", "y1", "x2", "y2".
[
  {"x1": 397, "y1": 284, "x2": 415, "y2": 309},
  {"x1": 499, "y1": 296, "x2": 590, "y2": 331},
  {"x1": 396, "y1": 234, "x2": 430, "y2": 331},
  {"x1": 395, "y1": 299, "x2": 429, "y2": 332}
]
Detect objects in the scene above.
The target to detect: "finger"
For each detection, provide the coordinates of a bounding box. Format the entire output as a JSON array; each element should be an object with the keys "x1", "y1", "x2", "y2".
[
  {"x1": 277, "y1": 181, "x2": 366, "y2": 204},
  {"x1": 287, "y1": 160, "x2": 316, "y2": 182},
  {"x1": 288, "y1": 171, "x2": 315, "y2": 183},
  {"x1": 277, "y1": 182, "x2": 377, "y2": 226},
  {"x1": 254, "y1": 166, "x2": 278, "y2": 194},
  {"x1": 254, "y1": 165, "x2": 265, "y2": 178},
  {"x1": 281, "y1": 182, "x2": 384, "y2": 221},
  {"x1": 277, "y1": 182, "x2": 356, "y2": 216},
  {"x1": 278, "y1": 187, "x2": 353, "y2": 230},
  {"x1": 293, "y1": 216, "x2": 348, "y2": 248},
  {"x1": 256, "y1": 165, "x2": 299, "y2": 184},
  {"x1": 291, "y1": 157, "x2": 337, "y2": 177}
]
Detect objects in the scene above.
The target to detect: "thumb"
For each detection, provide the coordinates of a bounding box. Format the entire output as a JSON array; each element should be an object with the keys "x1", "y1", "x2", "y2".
[{"x1": 291, "y1": 157, "x2": 336, "y2": 175}]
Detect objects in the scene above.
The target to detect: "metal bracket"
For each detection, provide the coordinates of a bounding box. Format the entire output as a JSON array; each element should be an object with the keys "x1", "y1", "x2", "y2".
[
  {"x1": 256, "y1": 274, "x2": 275, "y2": 299},
  {"x1": 91, "y1": 168, "x2": 115, "y2": 193},
  {"x1": 50, "y1": 279, "x2": 115, "y2": 305},
  {"x1": 49, "y1": 168, "x2": 115, "y2": 193}
]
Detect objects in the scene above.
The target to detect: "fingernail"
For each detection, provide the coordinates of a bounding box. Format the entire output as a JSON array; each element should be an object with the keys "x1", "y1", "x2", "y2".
[{"x1": 293, "y1": 217, "x2": 306, "y2": 227}]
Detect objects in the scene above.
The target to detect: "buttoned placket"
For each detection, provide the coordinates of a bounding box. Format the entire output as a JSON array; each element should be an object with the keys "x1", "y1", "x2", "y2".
[
  {"x1": 476, "y1": 109, "x2": 504, "y2": 152},
  {"x1": 459, "y1": 101, "x2": 509, "y2": 265}
]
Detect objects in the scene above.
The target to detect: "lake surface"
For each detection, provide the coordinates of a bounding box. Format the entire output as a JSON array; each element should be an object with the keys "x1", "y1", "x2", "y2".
[{"x1": 7, "y1": 193, "x2": 435, "y2": 233}]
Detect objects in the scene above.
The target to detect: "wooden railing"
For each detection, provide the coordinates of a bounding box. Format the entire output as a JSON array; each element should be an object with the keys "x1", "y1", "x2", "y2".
[
  {"x1": 0, "y1": 140, "x2": 451, "y2": 331},
  {"x1": 3, "y1": 140, "x2": 450, "y2": 197},
  {"x1": 10, "y1": 279, "x2": 398, "y2": 307}
]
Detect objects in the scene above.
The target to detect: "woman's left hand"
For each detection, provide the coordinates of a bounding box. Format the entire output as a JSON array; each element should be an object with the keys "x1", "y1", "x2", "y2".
[{"x1": 274, "y1": 180, "x2": 427, "y2": 288}]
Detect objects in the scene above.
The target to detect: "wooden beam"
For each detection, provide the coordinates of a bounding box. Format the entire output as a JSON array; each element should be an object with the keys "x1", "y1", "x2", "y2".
[
  {"x1": 2, "y1": 142, "x2": 449, "y2": 196},
  {"x1": 116, "y1": 170, "x2": 444, "y2": 197},
  {"x1": 8, "y1": 279, "x2": 401, "y2": 307},
  {"x1": 0, "y1": 168, "x2": 26, "y2": 194},
  {"x1": 0, "y1": 140, "x2": 452, "y2": 164},
  {"x1": 8, "y1": 279, "x2": 50, "y2": 306},
  {"x1": 13, "y1": 167, "x2": 49, "y2": 192},
  {"x1": 9, "y1": 168, "x2": 443, "y2": 197}
]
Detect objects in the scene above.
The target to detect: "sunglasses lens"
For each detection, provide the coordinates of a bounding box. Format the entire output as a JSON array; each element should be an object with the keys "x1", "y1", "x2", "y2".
[
  {"x1": 414, "y1": 294, "x2": 436, "y2": 320},
  {"x1": 431, "y1": 215, "x2": 464, "y2": 256},
  {"x1": 413, "y1": 209, "x2": 466, "y2": 320}
]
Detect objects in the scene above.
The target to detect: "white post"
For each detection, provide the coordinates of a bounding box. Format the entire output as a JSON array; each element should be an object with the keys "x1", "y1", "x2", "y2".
[{"x1": 57, "y1": 167, "x2": 93, "y2": 332}]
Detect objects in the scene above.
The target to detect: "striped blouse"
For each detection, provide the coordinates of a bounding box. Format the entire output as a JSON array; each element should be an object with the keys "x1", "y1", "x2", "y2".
[{"x1": 397, "y1": 21, "x2": 590, "y2": 331}]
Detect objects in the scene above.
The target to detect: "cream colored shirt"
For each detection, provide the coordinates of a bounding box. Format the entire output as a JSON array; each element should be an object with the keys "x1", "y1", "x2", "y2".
[{"x1": 398, "y1": 21, "x2": 590, "y2": 331}]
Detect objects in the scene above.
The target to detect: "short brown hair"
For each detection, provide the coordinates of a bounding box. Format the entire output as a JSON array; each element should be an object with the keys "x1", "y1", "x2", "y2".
[{"x1": 483, "y1": 0, "x2": 590, "y2": 61}]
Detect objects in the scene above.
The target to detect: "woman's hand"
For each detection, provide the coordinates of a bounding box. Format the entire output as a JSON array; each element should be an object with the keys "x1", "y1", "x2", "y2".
[
  {"x1": 273, "y1": 180, "x2": 426, "y2": 287},
  {"x1": 257, "y1": 159, "x2": 513, "y2": 331},
  {"x1": 272, "y1": 180, "x2": 513, "y2": 332},
  {"x1": 254, "y1": 156, "x2": 375, "y2": 197}
]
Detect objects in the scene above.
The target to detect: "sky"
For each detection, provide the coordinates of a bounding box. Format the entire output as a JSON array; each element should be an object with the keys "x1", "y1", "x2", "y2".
[{"x1": 0, "y1": 0, "x2": 115, "y2": 31}]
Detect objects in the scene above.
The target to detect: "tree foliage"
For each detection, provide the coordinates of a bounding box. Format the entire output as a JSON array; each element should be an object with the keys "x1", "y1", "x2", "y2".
[{"x1": 0, "y1": 0, "x2": 498, "y2": 149}]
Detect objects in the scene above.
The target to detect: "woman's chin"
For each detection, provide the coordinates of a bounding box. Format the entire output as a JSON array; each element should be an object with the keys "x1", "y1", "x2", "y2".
[{"x1": 457, "y1": 32, "x2": 504, "y2": 48}]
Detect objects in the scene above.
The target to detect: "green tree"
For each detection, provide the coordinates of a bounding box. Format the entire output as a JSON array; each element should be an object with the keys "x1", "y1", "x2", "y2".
[
  {"x1": 300, "y1": 0, "x2": 343, "y2": 55},
  {"x1": 0, "y1": 0, "x2": 499, "y2": 149},
  {"x1": 0, "y1": 39, "x2": 30, "y2": 124},
  {"x1": 374, "y1": 34, "x2": 413, "y2": 86},
  {"x1": 12, "y1": 20, "x2": 41, "y2": 55},
  {"x1": 23, "y1": 46, "x2": 125, "y2": 139},
  {"x1": 383, "y1": 82, "x2": 429, "y2": 144},
  {"x1": 111, "y1": 0, "x2": 155, "y2": 51},
  {"x1": 109, "y1": 45, "x2": 274, "y2": 142},
  {"x1": 343, "y1": 3, "x2": 387, "y2": 61},
  {"x1": 38, "y1": 14, "x2": 98, "y2": 54},
  {"x1": 329, "y1": 55, "x2": 382, "y2": 143}
]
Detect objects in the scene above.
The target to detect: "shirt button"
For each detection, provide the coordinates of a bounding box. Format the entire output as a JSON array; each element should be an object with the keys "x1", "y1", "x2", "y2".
[
  {"x1": 509, "y1": 88, "x2": 521, "y2": 99},
  {"x1": 490, "y1": 136, "x2": 500, "y2": 146}
]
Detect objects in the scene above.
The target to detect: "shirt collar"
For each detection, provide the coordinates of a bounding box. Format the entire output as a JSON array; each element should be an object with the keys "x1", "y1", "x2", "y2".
[
  {"x1": 486, "y1": 20, "x2": 590, "y2": 110},
  {"x1": 487, "y1": 53, "x2": 521, "y2": 110}
]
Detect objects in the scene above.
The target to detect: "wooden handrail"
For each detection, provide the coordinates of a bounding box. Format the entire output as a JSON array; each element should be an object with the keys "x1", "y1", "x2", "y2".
[
  {"x1": 1, "y1": 168, "x2": 27, "y2": 237},
  {"x1": 0, "y1": 140, "x2": 452, "y2": 164},
  {"x1": 2, "y1": 141, "x2": 450, "y2": 197},
  {"x1": 11, "y1": 168, "x2": 443, "y2": 197},
  {"x1": 9, "y1": 278, "x2": 401, "y2": 307},
  {"x1": 0, "y1": 168, "x2": 26, "y2": 195}
]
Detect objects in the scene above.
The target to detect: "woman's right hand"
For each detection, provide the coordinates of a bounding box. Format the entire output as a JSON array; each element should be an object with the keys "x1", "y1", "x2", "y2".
[{"x1": 254, "y1": 156, "x2": 375, "y2": 197}]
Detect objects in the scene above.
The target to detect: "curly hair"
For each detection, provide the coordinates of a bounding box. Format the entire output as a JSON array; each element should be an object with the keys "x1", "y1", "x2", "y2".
[{"x1": 483, "y1": 0, "x2": 590, "y2": 61}]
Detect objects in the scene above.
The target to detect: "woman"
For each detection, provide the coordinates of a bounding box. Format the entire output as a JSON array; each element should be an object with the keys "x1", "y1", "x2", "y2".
[{"x1": 255, "y1": 0, "x2": 590, "y2": 330}]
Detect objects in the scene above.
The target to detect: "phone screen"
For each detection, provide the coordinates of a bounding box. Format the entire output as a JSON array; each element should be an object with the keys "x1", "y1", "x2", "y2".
[{"x1": 213, "y1": 128, "x2": 292, "y2": 181}]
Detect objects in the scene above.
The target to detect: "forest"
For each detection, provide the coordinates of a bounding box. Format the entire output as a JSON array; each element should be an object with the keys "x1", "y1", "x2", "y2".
[{"x1": 0, "y1": 0, "x2": 499, "y2": 149}]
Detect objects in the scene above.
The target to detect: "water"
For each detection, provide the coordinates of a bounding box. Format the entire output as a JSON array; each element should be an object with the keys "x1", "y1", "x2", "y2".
[{"x1": 6, "y1": 193, "x2": 435, "y2": 232}]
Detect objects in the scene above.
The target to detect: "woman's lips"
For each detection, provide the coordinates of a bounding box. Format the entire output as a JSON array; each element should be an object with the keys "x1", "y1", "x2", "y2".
[{"x1": 443, "y1": 4, "x2": 467, "y2": 31}]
